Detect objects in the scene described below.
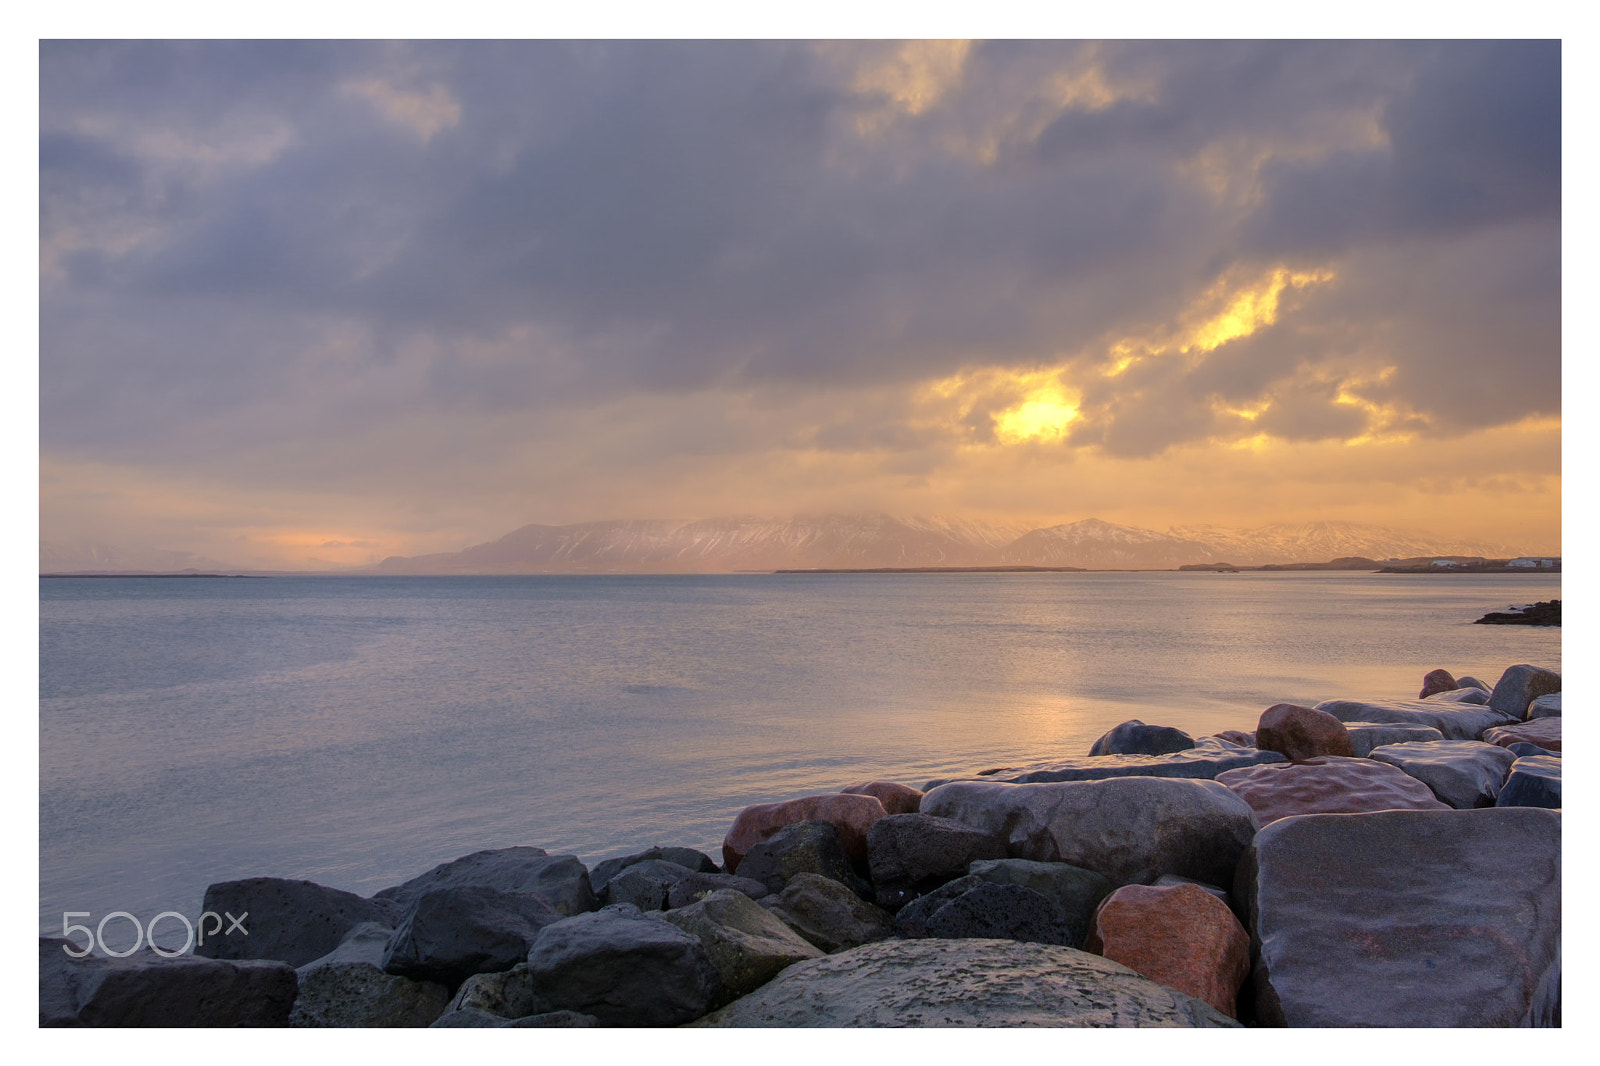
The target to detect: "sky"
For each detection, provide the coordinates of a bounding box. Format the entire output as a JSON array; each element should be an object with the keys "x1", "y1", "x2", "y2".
[{"x1": 39, "y1": 39, "x2": 1563, "y2": 569}]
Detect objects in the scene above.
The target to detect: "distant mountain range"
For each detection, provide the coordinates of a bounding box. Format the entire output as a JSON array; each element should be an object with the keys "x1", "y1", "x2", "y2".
[{"x1": 365, "y1": 514, "x2": 1526, "y2": 574}]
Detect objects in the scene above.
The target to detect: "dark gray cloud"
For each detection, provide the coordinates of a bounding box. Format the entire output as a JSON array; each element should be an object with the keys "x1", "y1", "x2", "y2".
[{"x1": 41, "y1": 39, "x2": 1560, "y2": 483}]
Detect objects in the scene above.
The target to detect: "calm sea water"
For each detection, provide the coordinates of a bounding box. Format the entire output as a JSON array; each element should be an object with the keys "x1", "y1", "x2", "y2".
[{"x1": 39, "y1": 571, "x2": 1560, "y2": 942}]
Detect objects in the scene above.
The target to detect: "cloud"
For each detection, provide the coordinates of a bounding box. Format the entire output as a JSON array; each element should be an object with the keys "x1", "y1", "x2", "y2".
[{"x1": 39, "y1": 40, "x2": 1561, "y2": 563}]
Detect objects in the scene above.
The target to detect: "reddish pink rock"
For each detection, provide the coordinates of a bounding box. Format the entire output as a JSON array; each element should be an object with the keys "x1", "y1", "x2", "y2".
[
  {"x1": 1216, "y1": 756, "x2": 1448, "y2": 826},
  {"x1": 1083, "y1": 882, "x2": 1251, "y2": 1018},
  {"x1": 840, "y1": 781, "x2": 923, "y2": 816},
  {"x1": 1483, "y1": 718, "x2": 1562, "y2": 753},
  {"x1": 1255, "y1": 703, "x2": 1354, "y2": 761},
  {"x1": 723, "y1": 793, "x2": 888, "y2": 873},
  {"x1": 1419, "y1": 668, "x2": 1460, "y2": 699},
  {"x1": 1210, "y1": 729, "x2": 1257, "y2": 748}
]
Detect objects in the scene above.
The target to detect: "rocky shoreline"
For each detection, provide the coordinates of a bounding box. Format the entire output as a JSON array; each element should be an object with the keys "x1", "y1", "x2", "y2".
[{"x1": 41, "y1": 662, "x2": 1561, "y2": 1028}]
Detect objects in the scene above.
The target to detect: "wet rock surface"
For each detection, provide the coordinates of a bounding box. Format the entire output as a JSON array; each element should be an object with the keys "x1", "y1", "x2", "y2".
[
  {"x1": 1342, "y1": 721, "x2": 1446, "y2": 757},
  {"x1": 688, "y1": 938, "x2": 1239, "y2": 1027},
  {"x1": 1367, "y1": 740, "x2": 1517, "y2": 809},
  {"x1": 840, "y1": 780, "x2": 923, "y2": 815},
  {"x1": 1496, "y1": 755, "x2": 1562, "y2": 809},
  {"x1": 1484, "y1": 717, "x2": 1562, "y2": 752},
  {"x1": 1314, "y1": 697, "x2": 1516, "y2": 741},
  {"x1": 41, "y1": 937, "x2": 299, "y2": 1027},
  {"x1": 1488, "y1": 663, "x2": 1562, "y2": 718},
  {"x1": 1217, "y1": 756, "x2": 1449, "y2": 825},
  {"x1": 1240, "y1": 808, "x2": 1561, "y2": 1027},
  {"x1": 1527, "y1": 692, "x2": 1562, "y2": 719},
  {"x1": 926, "y1": 738, "x2": 1284, "y2": 787}
]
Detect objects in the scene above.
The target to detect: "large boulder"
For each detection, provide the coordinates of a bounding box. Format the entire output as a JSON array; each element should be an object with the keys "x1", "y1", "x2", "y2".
[
  {"x1": 1455, "y1": 675, "x2": 1491, "y2": 692},
  {"x1": 1216, "y1": 756, "x2": 1448, "y2": 826},
  {"x1": 381, "y1": 886, "x2": 562, "y2": 986},
  {"x1": 1087, "y1": 719, "x2": 1196, "y2": 756},
  {"x1": 375, "y1": 847, "x2": 595, "y2": 917},
  {"x1": 688, "y1": 939, "x2": 1238, "y2": 1027},
  {"x1": 660, "y1": 889, "x2": 824, "y2": 1002},
  {"x1": 1084, "y1": 883, "x2": 1251, "y2": 1019},
  {"x1": 589, "y1": 846, "x2": 717, "y2": 894},
  {"x1": 1527, "y1": 692, "x2": 1562, "y2": 719},
  {"x1": 297, "y1": 921, "x2": 393, "y2": 970},
  {"x1": 1239, "y1": 808, "x2": 1561, "y2": 1026},
  {"x1": 921, "y1": 777, "x2": 1258, "y2": 891},
  {"x1": 926, "y1": 738, "x2": 1283, "y2": 787},
  {"x1": 723, "y1": 793, "x2": 887, "y2": 872},
  {"x1": 735, "y1": 820, "x2": 869, "y2": 896},
  {"x1": 1367, "y1": 740, "x2": 1517, "y2": 809},
  {"x1": 1343, "y1": 721, "x2": 1446, "y2": 758},
  {"x1": 840, "y1": 780, "x2": 923, "y2": 815},
  {"x1": 40, "y1": 937, "x2": 298, "y2": 1026},
  {"x1": 1418, "y1": 668, "x2": 1459, "y2": 698},
  {"x1": 524, "y1": 904, "x2": 722, "y2": 1026},
  {"x1": 900, "y1": 881, "x2": 1077, "y2": 946},
  {"x1": 1314, "y1": 697, "x2": 1515, "y2": 741},
  {"x1": 1207, "y1": 730, "x2": 1257, "y2": 748},
  {"x1": 866, "y1": 813, "x2": 1007, "y2": 910},
  {"x1": 1424, "y1": 686, "x2": 1490, "y2": 705},
  {"x1": 1488, "y1": 664, "x2": 1561, "y2": 719},
  {"x1": 1496, "y1": 755, "x2": 1562, "y2": 809},
  {"x1": 758, "y1": 873, "x2": 895, "y2": 953},
  {"x1": 666, "y1": 871, "x2": 769, "y2": 909},
  {"x1": 966, "y1": 858, "x2": 1115, "y2": 946},
  {"x1": 1254, "y1": 703, "x2": 1353, "y2": 761},
  {"x1": 194, "y1": 876, "x2": 400, "y2": 968},
  {"x1": 600, "y1": 859, "x2": 698, "y2": 911},
  {"x1": 1483, "y1": 717, "x2": 1562, "y2": 752},
  {"x1": 289, "y1": 959, "x2": 448, "y2": 1027},
  {"x1": 443, "y1": 963, "x2": 538, "y2": 1021}
]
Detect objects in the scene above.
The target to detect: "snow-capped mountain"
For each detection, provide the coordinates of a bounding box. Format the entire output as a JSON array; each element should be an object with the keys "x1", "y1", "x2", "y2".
[{"x1": 371, "y1": 514, "x2": 1528, "y2": 573}]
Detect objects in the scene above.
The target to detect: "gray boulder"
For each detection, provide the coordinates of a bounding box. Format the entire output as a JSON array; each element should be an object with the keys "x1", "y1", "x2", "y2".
[
  {"x1": 381, "y1": 885, "x2": 562, "y2": 986},
  {"x1": 666, "y1": 871, "x2": 770, "y2": 908},
  {"x1": 1506, "y1": 741, "x2": 1560, "y2": 760},
  {"x1": 1368, "y1": 740, "x2": 1518, "y2": 809},
  {"x1": 297, "y1": 921, "x2": 393, "y2": 970},
  {"x1": 1240, "y1": 807, "x2": 1561, "y2": 1026},
  {"x1": 758, "y1": 873, "x2": 895, "y2": 953},
  {"x1": 40, "y1": 937, "x2": 298, "y2": 1026},
  {"x1": 1314, "y1": 697, "x2": 1516, "y2": 741},
  {"x1": 736, "y1": 820, "x2": 868, "y2": 897},
  {"x1": 376, "y1": 846, "x2": 595, "y2": 916},
  {"x1": 1343, "y1": 721, "x2": 1446, "y2": 758},
  {"x1": 1488, "y1": 664, "x2": 1561, "y2": 719},
  {"x1": 688, "y1": 938, "x2": 1238, "y2": 1027},
  {"x1": 601, "y1": 859, "x2": 698, "y2": 911},
  {"x1": 967, "y1": 858, "x2": 1115, "y2": 945},
  {"x1": 1496, "y1": 756, "x2": 1562, "y2": 809},
  {"x1": 921, "y1": 776, "x2": 1259, "y2": 892},
  {"x1": 1422, "y1": 686, "x2": 1490, "y2": 704},
  {"x1": 1455, "y1": 675, "x2": 1490, "y2": 692},
  {"x1": 443, "y1": 962, "x2": 538, "y2": 1020},
  {"x1": 289, "y1": 960, "x2": 448, "y2": 1027},
  {"x1": 926, "y1": 738, "x2": 1283, "y2": 788},
  {"x1": 660, "y1": 888, "x2": 824, "y2": 1002},
  {"x1": 906, "y1": 881, "x2": 1077, "y2": 946},
  {"x1": 1528, "y1": 692, "x2": 1562, "y2": 719},
  {"x1": 1087, "y1": 719, "x2": 1196, "y2": 756},
  {"x1": 194, "y1": 876, "x2": 400, "y2": 968},
  {"x1": 589, "y1": 846, "x2": 718, "y2": 894},
  {"x1": 525, "y1": 905, "x2": 722, "y2": 1026},
  {"x1": 893, "y1": 875, "x2": 984, "y2": 938},
  {"x1": 866, "y1": 813, "x2": 1006, "y2": 910}
]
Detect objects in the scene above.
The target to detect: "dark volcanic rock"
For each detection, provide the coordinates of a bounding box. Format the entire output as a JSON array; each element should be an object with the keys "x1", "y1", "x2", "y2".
[
  {"x1": 918, "y1": 882, "x2": 1078, "y2": 946},
  {"x1": 40, "y1": 937, "x2": 298, "y2": 1026},
  {"x1": 736, "y1": 820, "x2": 869, "y2": 896},
  {"x1": 967, "y1": 858, "x2": 1115, "y2": 946},
  {"x1": 1314, "y1": 697, "x2": 1516, "y2": 741},
  {"x1": 443, "y1": 963, "x2": 538, "y2": 1021},
  {"x1": 525, "y1": 904, "x2": 722, "y2": 1026},
  {"x1": 1488, "y1": 663, "x2": 1562, "y2": 718},
  {"x1": 600, "y1": 859, "x2": 698, "y2": 911},
  {"x1": 589, "y1": 846, "x2": 718, "y2": 894},
  {"x1": 1240, "y1": 807, "x2": 1561, "y2": 1027},
  {"x1": 289, "y1": 960, "x2": 448, "y2": 1027},
  {"x1": 1475, "y1": 601, "x2": 1561, "y2": 626},
  {"x1": 1496, "y1": 755, "x2": 1562, "y2": 809},
  {"x1": 921, "y1": 776, "x2": 1259, "y2": 892},
  {"x1": 1255, "y1": 703, "x2": 1353, "y2": 761},
  {"x1": 1087, "y1": 719, "x2": 1196, "y2": 756},
  {"x1": 666, "y1": 871, "x2": 770, "y2": 908},
  {"x1": 927, "y1": 738, "x2": 1284, "y2": 787},
  {"x1": 758, "y1": 873, "x2": 895, "y2": 953},
  {"x1": 194, "y1": 876, "x2": 400, "y2": 968},
  {"x1": 660, "y1": 888, "x2": 824, "y2": 1003},
  {"x1": 1342, "y1": 721, "x2": 1447, "y2": 758},
  {"x1": 866, "y1": 813, "x2": 1006, "y2": 910},
  {"x1": 1367, "y1": 740, "x2": 1517, "y2": 809},
  {"x1": 381, "y1": 885, "x2": 562, "y2": 986},
  {"x1": 688, "y1": 939, "x2": 1239, "y2": 1027},
  {"x1": 376, "y1": 847, "x2": 595, "y2": 917}
]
